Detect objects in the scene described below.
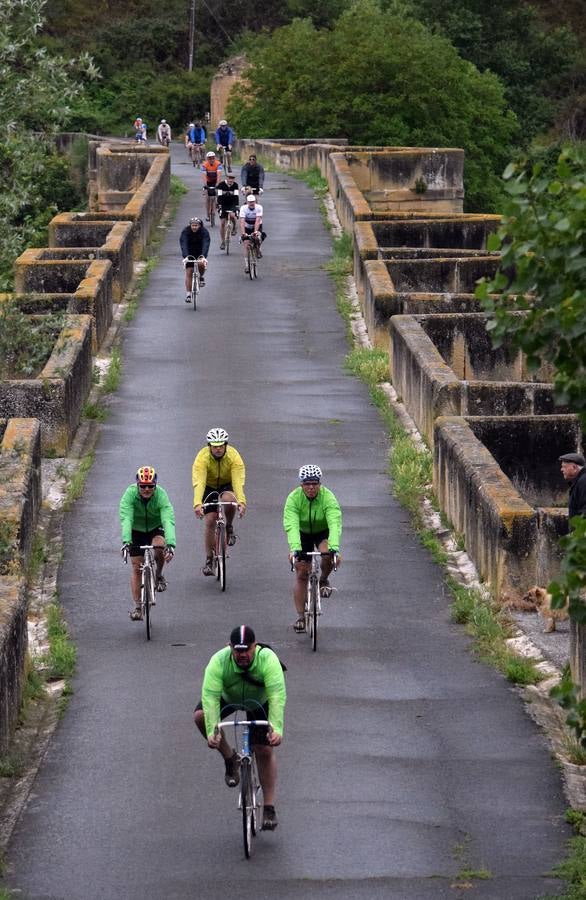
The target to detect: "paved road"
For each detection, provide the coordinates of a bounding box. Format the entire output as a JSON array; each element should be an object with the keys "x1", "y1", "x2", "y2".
[{"x1": 6, "y1": 146, "x2": 569, "y2": 899}]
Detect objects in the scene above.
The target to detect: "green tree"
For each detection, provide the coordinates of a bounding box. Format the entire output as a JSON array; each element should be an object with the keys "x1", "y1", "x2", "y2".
[
  {"x1": 409, "y1": 0, "x2": 583, "y2": 141},
  {"x1": 476, "y1": 146, "x2": 586, "y2": 421},
  {"x1": 227, "y1": 0, "x2": 518, "y2": 210},
  {"x1": 0, "y1": 0, "x2": 94, "y2": 288}
]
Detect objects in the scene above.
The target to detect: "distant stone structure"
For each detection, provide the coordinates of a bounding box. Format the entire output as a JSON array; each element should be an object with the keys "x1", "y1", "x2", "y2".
[{"x1": 210, "y1": 56, "x2": 248, "y2": 129}]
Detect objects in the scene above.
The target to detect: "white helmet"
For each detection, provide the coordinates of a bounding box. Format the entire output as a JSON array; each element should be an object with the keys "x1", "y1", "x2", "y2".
[
  {"x1": 206, "y1": 150, "x2": 216, "y2": 158},
  {"x1": 246, "y1": 194, "x2": 256, "y2": 202},
  {"x1": 188, "y1": 122, "x2": 195, "y2": 127},
  {"x1": 219, "y1": 119, "x2": 228, "y2": 126},
  {"x1": 207, "y1": 427, "x2": 229, "y2": 445},
  {"x1": 161, "y1": 119, "x2": 166, "y2": 124},
  {"x1": 299, "y1": 464, "x2": 322, "y2": 483}
]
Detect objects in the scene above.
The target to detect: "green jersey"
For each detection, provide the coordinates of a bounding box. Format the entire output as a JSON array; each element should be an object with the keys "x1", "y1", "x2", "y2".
[
  {"x1": 201, "y1": 645, "x2": 286, "y2": 737},
  {"x1": 283, "y1": 485, "x2": 342, "y2": 552},
  {"x1": 119, "y1": 484, "x2": 176, "y2": 547}
]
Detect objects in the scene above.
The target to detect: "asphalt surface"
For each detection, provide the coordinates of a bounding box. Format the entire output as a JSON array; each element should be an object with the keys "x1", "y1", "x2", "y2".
[{"x1": 5, "y1": 146, "x2": 570, "y2": 899}]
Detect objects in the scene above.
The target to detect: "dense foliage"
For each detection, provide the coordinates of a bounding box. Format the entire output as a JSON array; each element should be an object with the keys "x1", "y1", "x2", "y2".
[
  {"x1": 0, "y1": 0, "x2": 92, "y2": 289},
  {"x1": 0, "y1": 299, "x2": 64, "y2": 379},
  {"x1": 227, "y1": 0, "x2": 518, "y2": 210},
  {"x1": 476, "y1": 146, "x2": 586, "y2": 418}
]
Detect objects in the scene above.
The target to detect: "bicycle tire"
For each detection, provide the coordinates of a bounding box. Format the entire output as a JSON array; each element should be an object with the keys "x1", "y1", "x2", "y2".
[
  {"x1": 143, "y1": 566, "x2": 154, "y2": 641},
  {"x1": 247, "y1": 244, "x2": 254, "y2": 280},
  {"x1": 241, "y1": 759, "x2": 254, "y2": 859},
  {"x1": 191, "y1": 269, "x2": 199, "y2": 311},
  {"x1": 250, "y1": 755, "x2": 262, "y2": 836},
  {"x1": 309, "y1": 576, "x2": 318, "y2": 651},
  {"x1": 225, "y1": 227, "x2": 231, "y2": 255},
  {"x1": 210, "y1": 201, "x2": 216, "y2": 228},
  {"x1": 218, "y1": 524, "x2": 226, "y2": 592}
]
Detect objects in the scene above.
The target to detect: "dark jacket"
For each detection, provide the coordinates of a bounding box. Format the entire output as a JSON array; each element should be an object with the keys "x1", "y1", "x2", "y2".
[
  {"x1": 240, "y1": 162, "x2": 265, "y2": 190},
  {"x1": 180, "y1": 224, "x2": 210, "y2": 258},
  {"x1": 568, "y1": 467, "x2": 586, "y2": 521}
]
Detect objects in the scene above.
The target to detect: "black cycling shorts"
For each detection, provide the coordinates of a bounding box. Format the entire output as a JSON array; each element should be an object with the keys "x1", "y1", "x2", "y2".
[
  {"x1": 297, "y1": 529, "x2": 329, "y2": 561},
  {"x1": 195, "y1": 699, "x2": 270, "y2": 745},
  {"x1": 204, "y1": 185, "x2": 217, "y2": 195},
  {"x1": 218, "y1": 206, "x2": 238, "y2": 219},
  {"x1": 242, "y1": 227, "x2": 266, "y2": 242},
  {"x1": 202, "y1": 485, "x2": 233, "y2": 513},
  {"x1": 129, "y1": 527, "x2": 165, "y2": 557}
]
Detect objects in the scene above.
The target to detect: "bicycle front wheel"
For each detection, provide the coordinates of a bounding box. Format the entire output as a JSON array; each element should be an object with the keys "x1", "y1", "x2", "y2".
[
  {"x1": 247, "y1": 244, "x2": 254, "y2": 280},
  {"x1": 210, "y1": 201, "x2": 216, "y2": 228},
  {"x1": 142, "y1": 566, "x2": 154, "y2": 641},
  {"x1": 191, "y1": 270, "x2": 199, "y2": 311},
  {"x1": 240, "y1": 759, "x2": 254, "y2": 859},
  {"x1": 225, "y1": 227, "x2": 231, "y2": 255},
  {"x1": 308, "y1": 576, "x2": 318, "y2": 651},
  {"x1": 217, "y1": 524, "x2": 226, "y2": 592}
]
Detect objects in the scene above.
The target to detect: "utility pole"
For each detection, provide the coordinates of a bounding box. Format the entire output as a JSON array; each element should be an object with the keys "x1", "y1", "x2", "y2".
[{"x1": 188, "y1": 0, "x2": 195, "y2": 71}]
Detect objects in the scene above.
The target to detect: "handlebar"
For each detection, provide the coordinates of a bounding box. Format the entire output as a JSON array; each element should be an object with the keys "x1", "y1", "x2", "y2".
[
  {"x1": 215, "y1": 719, "x2": 271, "y2": 734},
  {"x1": 290, "y1": 550, "x2": 339, "y2": 571},
  {"x1": 201, "y1": 500, "x2": 239, "y2": 509}
]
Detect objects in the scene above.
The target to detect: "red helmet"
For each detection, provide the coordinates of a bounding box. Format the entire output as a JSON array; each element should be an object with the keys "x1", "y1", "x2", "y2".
[{"x1": 136, "y1": 466, "x2": 157, "y2": 485}]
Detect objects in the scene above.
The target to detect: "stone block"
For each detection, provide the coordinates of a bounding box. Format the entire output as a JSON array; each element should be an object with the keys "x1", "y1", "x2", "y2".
[
  {"x1": 433, "y1": 415, "x2": 582, "y2": 596},
  {"x1": 0, "y1": 418, "x2": 42, "y2": 567},
  {"x1": 391, "y1": 314, "x2": 565, "y2": 444},
  {"x1": 12, "y1": 256, "x2": 113, "y2": 350},
  {"x1": 47, "y1": 216, "x2": 133, "y2": 301},
  {"x1": 0, "y1": 316, "x2": 93, "y2": 455}
]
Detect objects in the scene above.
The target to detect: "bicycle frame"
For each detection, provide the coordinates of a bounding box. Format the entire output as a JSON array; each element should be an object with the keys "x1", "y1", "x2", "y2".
[
  {"x1": 216, "y1": 714, "x2": 270, "y2": 858},
  {"x1": 219, "y1": 146, "x2": 232, "y2": 171},
  {"x1": 245, "y1": 235, "x2": 260, "y2": 279}
]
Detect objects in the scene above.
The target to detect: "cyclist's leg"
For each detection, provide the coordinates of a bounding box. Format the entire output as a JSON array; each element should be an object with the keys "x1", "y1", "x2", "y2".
[
  {"x1": 193, "y1": 701, "x2": 235, "y2": 760},
  {"x1": 151, "y1": 532, "x2": 166, "y2": 587},
  {"x1": 184, "y1": 260, "x2": 194, "y2": 294},
  {"x1": 219, "y1": 489, "x2": 237, "y2": 526},
  {"x1": 219, "y1": 210, "x2": 226, "y2": 243},
  {"x1": 317, "y1": 536, "x2": 333, "y2": 581},
  {"x1": 293, "y1": 556, "x2": 310, "y2": 617},
  {"x1": 254, "y1": 746, "x2": 276, "y2": 807},
  {"x1": 203, "y1": 510, "x2": 218, "y2": 558},
  {"x1": 197, "y1": 255, "x2": 207, "y2": 285}
]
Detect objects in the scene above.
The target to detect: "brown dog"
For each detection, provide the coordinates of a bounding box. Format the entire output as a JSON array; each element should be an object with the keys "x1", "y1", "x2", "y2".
[{"x1": 521, "y1": 585, "x2": 569, "y2": 633}]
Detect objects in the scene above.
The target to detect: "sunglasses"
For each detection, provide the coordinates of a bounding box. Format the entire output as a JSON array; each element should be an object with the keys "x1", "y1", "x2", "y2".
[
  {"x1": 138, "y1": 484, "x2": 155, "y2": 490},
  {"x1": 302, "y1": 481, "x2": 320, "y2": 486}
]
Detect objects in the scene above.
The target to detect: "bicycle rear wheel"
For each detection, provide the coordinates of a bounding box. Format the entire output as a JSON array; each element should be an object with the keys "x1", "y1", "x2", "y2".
[{"x1": 240, "y1": 759, "x2": 254, "y2": 858}]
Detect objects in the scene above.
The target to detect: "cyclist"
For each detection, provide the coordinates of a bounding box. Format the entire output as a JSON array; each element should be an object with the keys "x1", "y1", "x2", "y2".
[
  {"x1": 194, "y1": 624, "x2": 285, "y2": 831},
  {"x1": 133, "y1": 116, "x2": 143, "y2": 140},
  {"x1": 240, "y1": 154, "x2": 265, "y2": 196},
  {"x1": 214, "y1": 119, "x2": 234, "y2": 170},
  {"x1": 240, "y1": 194, "x2": 265, "y2": 273},
  {"x1": 185, "y1": 121, "x2": 206, "y2": 165},
  {"x1": 201, "y1": 150, "x2": 223, "y2": 221},
  {"x1": 283, "y1": 465, "x2": 342, "y2": 634},
  {"x1": 180, "y1": 216, "x2": 210, "y2": 299},
  {"x1": 192, "y1": 427, "x2": 246, "y2": 576},
  {"x1": 157, "y1": 119, "x2": 172, "y2": 146},
  {"x1": 216, "y1": 171, "x2": 240, "y2": 249},
  {"x1": 119, "y1": 466, "x2": 176, "y2": 621}
]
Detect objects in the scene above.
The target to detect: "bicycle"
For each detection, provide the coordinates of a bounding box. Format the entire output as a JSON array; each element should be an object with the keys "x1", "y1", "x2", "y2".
[
  {"x1": 203, "y1": 187, "x2": 217, "y2": 227},
  {"x1": 184, "y1": 255, "x2": 200, "y2": 311},
  {"x1": 215, "y1": 706, "x2": 271, "y2": 859},
  {"x1": 123, "y1": 544, "x2": 158, "y2": 640},
  {"x1": 293, "y1": 551, "x2": 338, "y2": 651},
  {"x1": 201, "y1": 496, "x2": 238, "y2": 591},
  {"x1": 189, "y1": 143, "x2": 204, "y2": 167},
  {"x1": 222, "y1": 210, "x2": 237, "y2": 255},
  {"x1": 218, "y1": 145, "x2": 232, "y2": 172},
  {"x1": 244, "y1": 233, "x2": 261, "y2": 279}
]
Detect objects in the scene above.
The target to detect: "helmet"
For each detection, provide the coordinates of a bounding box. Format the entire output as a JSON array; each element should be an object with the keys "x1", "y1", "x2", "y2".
[
  {"x1": 219, "y1": 120, "x2": 228, "y2": 126},
  {"x1": 246, "y1": 194, "x2": 256, "y2": 202},
  {"x1": 161, "y1": 119, "x2": 166, "y2": 124},
  {"x1": 189, "y1": 216, "x2": 202, "y2": 225},
  {"x1": 188, "y1": 122, "x2": 195, "y2": 127},
  {"x1": 207, "y1": 427, "x2": 229, "y2": 445},
  {"x1": 136, "y1": 465, "x2": 157, "y2": 485},
  {"x1": 206, "y1": 150, "x2": 216, "y2": 158},
  {"x1": 299, "y1": 464, "x2": 322, "y2": 483}
]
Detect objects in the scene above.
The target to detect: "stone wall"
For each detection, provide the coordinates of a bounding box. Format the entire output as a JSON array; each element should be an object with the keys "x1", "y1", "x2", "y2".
[
  {"x1": 0, "y1": 419, "x2": 41, "y2": 753},
  {"x1": 48, "y1": 217, "x2": 134, "y2": 301},
  {"x1": 0, "y1": 316, "x2": 93, "y2": 456}
]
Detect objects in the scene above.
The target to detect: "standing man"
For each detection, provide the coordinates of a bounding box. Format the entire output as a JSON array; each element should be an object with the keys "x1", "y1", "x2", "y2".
[
  {"x1": 180, "y1": 216, "x2": 210, "y2": 300},
  {"x1": 192, "y1": 427, "x2": 246, "y2": 576},
  {"x1": 283, "y1": 465, "x2": 342, "y2": 633},
  {"x1": 560, "y1": 452, "x2": 586, "y2": 521},
  {"x1": 119, "y1": 466, "x2": 176, "y2": 621},
  {"x1": 240, "y1": 154, "x2": 265, "y2": 196},
  {"x1": 194, "y1": 625, "x2": 285, "y2": 831}
]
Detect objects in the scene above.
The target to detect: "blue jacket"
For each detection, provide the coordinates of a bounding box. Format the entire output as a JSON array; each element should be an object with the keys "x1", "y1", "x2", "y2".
[
  {"x1": 188, "y1": 125, "x2": 206, "y2": 144},
  {"x1": 215, "y1": 126, "x2": 234, "y2": 147}
]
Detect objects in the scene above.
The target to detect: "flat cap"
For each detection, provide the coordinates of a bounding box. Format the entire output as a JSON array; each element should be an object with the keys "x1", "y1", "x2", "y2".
[{"x1": 559, "y1": 452, "x2": 585, "y2": 466}]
